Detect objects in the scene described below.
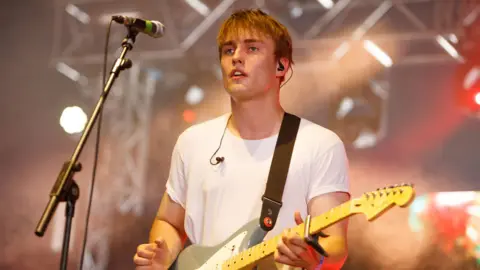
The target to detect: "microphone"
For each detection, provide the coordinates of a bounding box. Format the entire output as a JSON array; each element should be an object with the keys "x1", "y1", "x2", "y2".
[
  {"x1": 112, "y1": 15, "x2": 165, "y2": 38},
  {"x1": 210, "y1": 156, "x2": 225, "y2": 165}
]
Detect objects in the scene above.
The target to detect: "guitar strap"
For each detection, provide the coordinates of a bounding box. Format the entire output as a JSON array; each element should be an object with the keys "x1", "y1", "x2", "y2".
[{"x1": 259, "y1": 112, "x2": 301, "y2": 232}]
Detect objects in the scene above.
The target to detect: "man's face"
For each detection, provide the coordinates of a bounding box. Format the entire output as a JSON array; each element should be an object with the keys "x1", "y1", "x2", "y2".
[{"x1": 219, "y1": 30, "x2": 279, "y2": 101}]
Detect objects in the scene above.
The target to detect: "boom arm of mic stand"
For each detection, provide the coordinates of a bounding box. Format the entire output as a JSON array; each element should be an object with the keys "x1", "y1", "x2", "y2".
[{"x1": 35, "y1": 31, "x2": 136, "y2": 237}]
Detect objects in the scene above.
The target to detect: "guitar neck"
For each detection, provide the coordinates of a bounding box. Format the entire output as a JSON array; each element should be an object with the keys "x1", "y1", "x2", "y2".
[{"x1": 222, "y1": 201, "x2": 354, "y2": 269}]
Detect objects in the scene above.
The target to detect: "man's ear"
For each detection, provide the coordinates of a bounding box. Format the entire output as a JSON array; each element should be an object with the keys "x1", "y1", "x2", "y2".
[{"x1": 276, "y1": 57, "x2": 289, "y2": 78}]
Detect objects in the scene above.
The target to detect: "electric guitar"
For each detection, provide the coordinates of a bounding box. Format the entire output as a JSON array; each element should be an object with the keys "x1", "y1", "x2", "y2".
[{"x1": 170, "y1": 184, "x2": 415, "y2": 270}]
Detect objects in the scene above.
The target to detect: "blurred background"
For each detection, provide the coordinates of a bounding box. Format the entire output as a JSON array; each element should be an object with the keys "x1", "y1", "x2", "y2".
[{"x1": 1, "y1": 0, "x2": 480, "y2": 269}]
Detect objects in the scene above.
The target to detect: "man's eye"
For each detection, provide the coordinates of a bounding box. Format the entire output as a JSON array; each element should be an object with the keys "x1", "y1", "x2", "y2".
[
  {"x1": 223, "y1": 48, "x2": 234, "y2": 55},
  {"x1": 249, "y1": 47, "x2": 258, "y2": 52}
]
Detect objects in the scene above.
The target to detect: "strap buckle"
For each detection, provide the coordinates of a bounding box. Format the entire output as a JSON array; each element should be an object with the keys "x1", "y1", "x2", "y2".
[{"x1": 260, "y1": 196, "x2": 283, "y2": 231}]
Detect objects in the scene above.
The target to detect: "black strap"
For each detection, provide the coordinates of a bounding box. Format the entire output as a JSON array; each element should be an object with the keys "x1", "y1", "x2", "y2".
[{"x1": 260, "y1": 112, "x2": 301, "y2": 231}]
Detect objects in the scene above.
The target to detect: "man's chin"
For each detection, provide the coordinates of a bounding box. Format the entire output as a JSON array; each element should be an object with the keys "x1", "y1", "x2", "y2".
[
  {"x1": 226, "y1": 85, "x2": 247, "y2": 95},
  {"x1": 227, "y1": 89, "x2": 259, "y2": 102}
]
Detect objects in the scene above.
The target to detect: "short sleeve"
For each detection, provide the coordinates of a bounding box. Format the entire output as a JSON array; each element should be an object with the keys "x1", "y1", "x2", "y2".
[
  {"x1": 307, "y1": 138, "x2": 350, "y2": 202},
  {"x1": 165, "y1": 136, "x2": 187, "y2": 208}
]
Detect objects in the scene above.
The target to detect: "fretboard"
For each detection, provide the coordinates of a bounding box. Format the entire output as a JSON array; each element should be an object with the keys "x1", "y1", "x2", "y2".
[{"x1": 221, "y1": 200, "x2": 354, "y2": 269}]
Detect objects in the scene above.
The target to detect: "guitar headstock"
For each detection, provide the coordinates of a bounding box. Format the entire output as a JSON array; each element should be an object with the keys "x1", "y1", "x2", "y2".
[{"x1": 351, "y1": 184, "x2": 416, "y2": 221}]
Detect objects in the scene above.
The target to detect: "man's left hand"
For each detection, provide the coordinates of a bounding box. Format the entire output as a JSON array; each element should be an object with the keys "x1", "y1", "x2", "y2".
[{"x1": 274, "y1": 212, "x2": 321, "y2": 269}]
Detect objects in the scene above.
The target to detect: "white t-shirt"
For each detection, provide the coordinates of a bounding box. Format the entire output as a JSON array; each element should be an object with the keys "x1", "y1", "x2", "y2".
[{"x1": 166, "y1": 113, "x2": 350, "y2": 247}]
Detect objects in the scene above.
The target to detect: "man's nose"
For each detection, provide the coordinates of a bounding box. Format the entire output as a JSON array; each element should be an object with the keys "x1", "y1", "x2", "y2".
[{"x1": 232, "y1": 48, "x2": 244, "y2": 64}]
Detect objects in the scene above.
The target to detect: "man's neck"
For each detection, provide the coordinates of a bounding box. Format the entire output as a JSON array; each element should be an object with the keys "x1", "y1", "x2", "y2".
[{"x1": 228, "y1": 92, "x2": 284, "y2": 140}]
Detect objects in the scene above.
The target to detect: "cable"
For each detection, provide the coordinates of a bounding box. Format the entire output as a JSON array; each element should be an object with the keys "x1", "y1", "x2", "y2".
[
  {"x1": 78, "y1": 18, "x2": 113, "y2": 270},
  {"x1": 280, "y1": 66, "x2": 294, "y2": 89},
  {"x1": 209, "y1": 114, "x2": 231, "y2": 165}
]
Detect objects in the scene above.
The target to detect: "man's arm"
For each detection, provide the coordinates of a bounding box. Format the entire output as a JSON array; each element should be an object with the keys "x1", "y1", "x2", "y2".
[
  {"x1": 149, "y1": 192, "x2": 187, "y2": 266},
  {"x1": 308, "y1": 191, "x2": 350, "y2": 270}
]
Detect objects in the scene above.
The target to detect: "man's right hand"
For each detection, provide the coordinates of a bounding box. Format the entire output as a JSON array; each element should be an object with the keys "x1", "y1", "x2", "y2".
[{"x1": 134, "y1": 238, "x2": 171, "y2": 270}]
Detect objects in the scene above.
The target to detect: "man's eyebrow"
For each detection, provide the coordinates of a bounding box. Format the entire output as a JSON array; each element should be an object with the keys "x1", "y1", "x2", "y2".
[
  {"x1": 220, "y1": 40, "x2": 235, "y2": 48},
  {"x1": 220, "y1": 39, "x2": 264, "y2": 48},
  {"x1": 244, "y1": 39, "x2": 264, "y2": 44}
]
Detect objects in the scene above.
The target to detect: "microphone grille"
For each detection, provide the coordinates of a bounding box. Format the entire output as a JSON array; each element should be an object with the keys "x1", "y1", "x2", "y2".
[{"x1": 151, "y1": 21, "x2": 166, "y2": 38}]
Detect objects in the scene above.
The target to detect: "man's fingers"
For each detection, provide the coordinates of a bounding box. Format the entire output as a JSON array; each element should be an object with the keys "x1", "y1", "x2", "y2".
[
  {"x1": 294, "y1": 211, "x2": 303, "y2": 225},
  {"x1": 137, "y1": 248, "x2": 155, "y2": 260},
  {"x1": 288, "y1": 235, "x2": 309, "y2": 249},
  {"x1": 144, "y1": 243, "x2": 156, "y2": 252},
  {"x1": 277, "y1": 234, "x2": 302, "y2": 262},
  {"x1": 133, "y1": 254, "x2": 152, "y2": 266},
  {"x1": 286, "y1": 234, "x2": 312, "y2": 263},
  {"x1": 137, "y1": 243, "x2": 156, "y2": 253},
  {"x1": 274, "y1": 249, "x2": 309, "y2": 269},
  {"x1": 134, "y1": 243, "x2": 157, "y2": 267}
]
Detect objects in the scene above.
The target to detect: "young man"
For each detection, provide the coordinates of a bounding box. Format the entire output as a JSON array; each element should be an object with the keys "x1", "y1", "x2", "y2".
[{"x1": 134, "y1": 9, "x2": 350, "y2": 270}]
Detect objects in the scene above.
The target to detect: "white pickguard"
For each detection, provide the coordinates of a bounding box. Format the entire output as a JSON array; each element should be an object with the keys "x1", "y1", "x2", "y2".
[{"x1": 197, "y1": 231, "x2": 248, "y2": 270}]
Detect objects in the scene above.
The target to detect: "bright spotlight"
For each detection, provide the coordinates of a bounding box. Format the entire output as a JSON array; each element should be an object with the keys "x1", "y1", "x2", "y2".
[
  {"x1": 290, "y1": 6, "x2": 303, "y2": 18},
  {"x1": 456, "y1": 65, "x2": 480, "y2": 114},
  {"x1": 317, "y1": 0, "x2": 334, "y2": 9},
  {"x1": 185, "y1": 0, "x2": 210, "y2": 16},
  {"x1": 475, "y1": 92, "x2": 480, "y2": 106},
  {"x1": 363, "y1": 40, "x2": 393, "y2": 68},
  {"x1": 65, "y1": 4, "x2": 90, "y2": 24},
  {"x1": 436, "y1": 35, "x2": 462, "y2": 61},
  {"x1": 60, "y1": 106, "x2": 87, "y2": 134},
  {"x1": 185, "y1": 85, "x2": 205, "y2": 105}
]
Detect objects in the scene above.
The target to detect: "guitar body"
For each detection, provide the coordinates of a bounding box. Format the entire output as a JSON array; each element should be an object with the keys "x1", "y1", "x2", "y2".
[{"x1": 170, "y1": 220, "x2": 266, "y2": 270}]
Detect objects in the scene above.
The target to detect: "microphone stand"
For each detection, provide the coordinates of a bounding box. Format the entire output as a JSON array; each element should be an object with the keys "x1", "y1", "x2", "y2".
[{"x1": 35, "y1": 28, "x2": 138, "y2": 270}]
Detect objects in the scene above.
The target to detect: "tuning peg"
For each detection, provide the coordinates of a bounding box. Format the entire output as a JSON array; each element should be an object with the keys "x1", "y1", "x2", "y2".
[{"x1": 364, "y1": 193, "x2": 369, "y2": 199}]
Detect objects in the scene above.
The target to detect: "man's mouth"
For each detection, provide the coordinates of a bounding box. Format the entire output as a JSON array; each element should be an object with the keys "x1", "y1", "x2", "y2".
[{"x1": 230, "y1": 70, "x2": 247, "y2": 79}]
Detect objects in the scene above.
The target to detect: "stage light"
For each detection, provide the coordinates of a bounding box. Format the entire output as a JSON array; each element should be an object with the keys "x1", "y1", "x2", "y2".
[
  {"x1": 363, "y1": 40, "x2": 393, "y2": 68},
  {"x1": 183, "y1": 109, "x2": 196, "y2": 123},
  {"x1": 185, "y1": 85, "x2": 204, "y2": 105},
  {"x1": 56, "y1": 62, "x2": 88, "y2": 86},
  {"x1": 317, "y1": 0, "x2": 334, "y2": 9},
  {"x1": 435, "y1": 191, "x2": 477, "y2": 207},
  {"x1": 288, "y1": 2, "x2": 304, "y2": 19},
  {"x1": 467, "y1": 226, "x2": 479, "y2": 242},
  {"x1": 60, "y1": 106, "x2": 87, "y2": 134},
  {"x1": 185, "y1": 0, "x2": 210, "y2": 16},
  {"x1": 448, "y1": 33, "x2": 459, "y2": 44},
  {"x1": 436, "y1": 35, "x2": 462, "y2": 61},
  {"x1": 332, "y1": 42, "x2": 350, "y2": 60},
  {"x1": 65, "y1": 4, "x2": 90, "y2": 24},
  {"x1": 475, "y1": 92, "x2": 480, "y2": 106},
  {"x1": 457, "y1": 65, "x2": 480, "y2": 114}
]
